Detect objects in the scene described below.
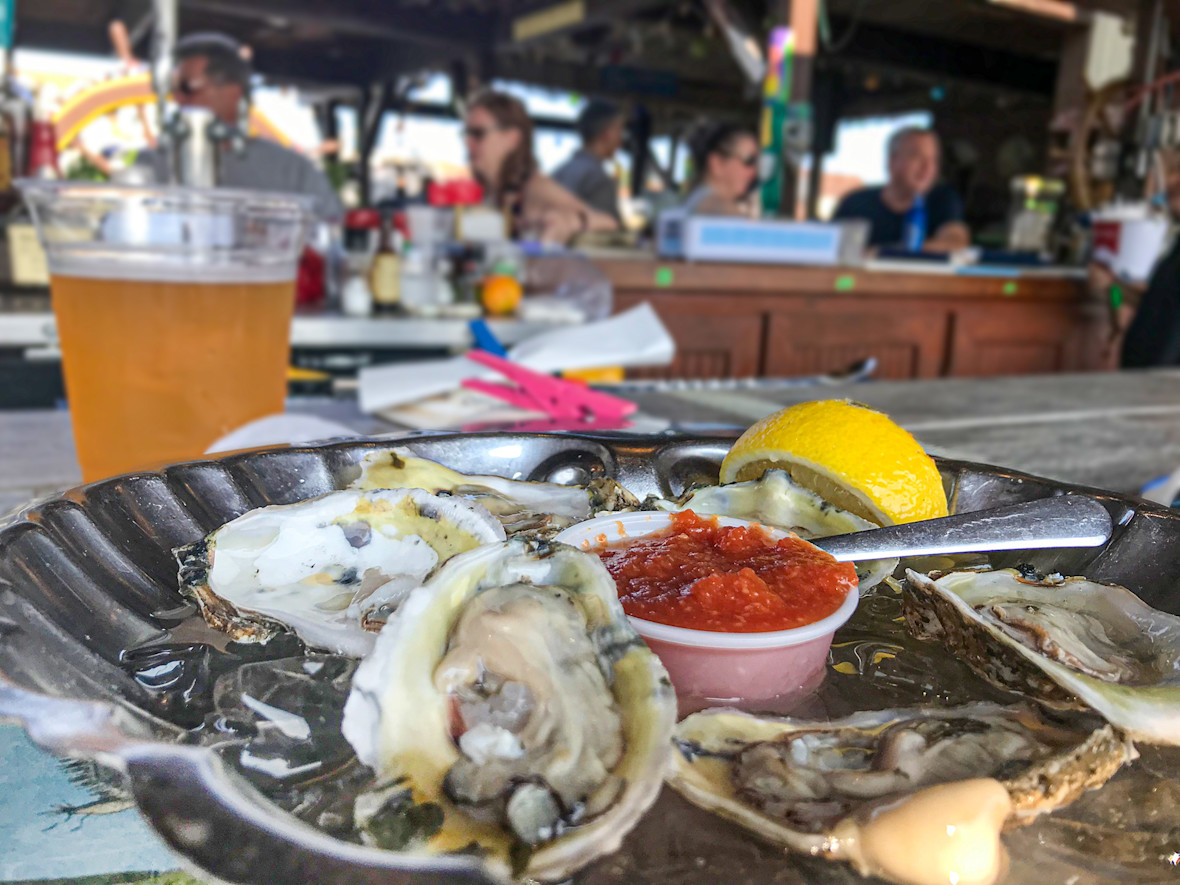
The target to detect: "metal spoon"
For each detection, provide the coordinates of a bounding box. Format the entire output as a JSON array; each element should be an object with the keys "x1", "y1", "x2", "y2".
[{"x1": 811, "y1": 495, "x2": 1113, "y2": 562}]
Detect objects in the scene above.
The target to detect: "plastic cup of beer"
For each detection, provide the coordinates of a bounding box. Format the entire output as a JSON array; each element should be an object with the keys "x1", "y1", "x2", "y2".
[{"x1": 19, "y1": 181, "x2": 313, "y2": 482}]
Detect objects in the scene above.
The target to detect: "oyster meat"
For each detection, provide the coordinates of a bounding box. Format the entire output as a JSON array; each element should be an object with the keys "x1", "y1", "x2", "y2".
[
  {"x1": 904, "y1": 568, "x2": 1180, "y2": 745},
  {"x1": 341, "y1": 539, "x2": 676, "y2": 881},
  {"x1": 669, "y1": 704, "x2": 1132, "y2": 885},
  {"x1": 350, "y1": 447, "x2": 638, "y2": 538},
  {"x1": 658, "y1": 468, "x2": 896, "y2": 591},
  {"x1": 176, "y1": 488, "x2": 505, "y2": 656}
]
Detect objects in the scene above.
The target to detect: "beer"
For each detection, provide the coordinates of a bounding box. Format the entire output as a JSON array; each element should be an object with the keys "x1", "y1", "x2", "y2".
[
  {"x1": 51, "y1": 272, "x2": 295, "y2": 481},
  {"x1": 20, "y1": 180, "x2": 312, "y2": 484}
]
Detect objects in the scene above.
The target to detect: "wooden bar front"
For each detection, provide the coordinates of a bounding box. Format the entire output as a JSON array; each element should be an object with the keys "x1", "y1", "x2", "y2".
[{"x1": 599, "y1": 259, "x2": 1110, "y2": 380}]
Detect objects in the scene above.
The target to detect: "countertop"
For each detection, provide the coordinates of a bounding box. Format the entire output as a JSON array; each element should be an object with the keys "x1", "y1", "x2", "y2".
[
  {"x1": 7, "y1": 370, "x2": 1180, "y2": 514},
  {"x1": 0, "y1": 294, "x2": 575, "y2": 351},
  {"x1": 594, "y1": 256, "x2": 1089, "y2": 301}
]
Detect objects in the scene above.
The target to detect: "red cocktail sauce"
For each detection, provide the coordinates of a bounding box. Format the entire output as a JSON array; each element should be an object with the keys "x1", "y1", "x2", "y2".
[{"x1": 595, "y1": 510, "x2": 858, "y2": 633}]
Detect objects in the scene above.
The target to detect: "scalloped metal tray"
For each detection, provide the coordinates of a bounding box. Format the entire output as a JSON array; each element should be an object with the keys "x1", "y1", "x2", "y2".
[{"x1": 1, "y1": 432, "x2": 1179, "y2": 885}]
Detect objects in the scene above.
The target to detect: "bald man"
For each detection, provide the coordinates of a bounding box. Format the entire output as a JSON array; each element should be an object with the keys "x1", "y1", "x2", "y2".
[{"x1": 834, "y1": 127, "x2": 969, "y2": 252}]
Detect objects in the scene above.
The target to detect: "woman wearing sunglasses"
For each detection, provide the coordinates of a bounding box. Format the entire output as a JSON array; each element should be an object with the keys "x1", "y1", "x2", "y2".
[
  {"x1": 463, "y1": 91, "x2": 618, "y2": 244},
  {"x1": 682, "y1": 122, "x2": 760, "y2": 216}
]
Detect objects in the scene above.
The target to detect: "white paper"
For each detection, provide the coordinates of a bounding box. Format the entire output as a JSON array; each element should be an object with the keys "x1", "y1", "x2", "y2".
[
  {"x1": 205, "y1": 414, "x2": 363, "y2": 454},
  {"x1": 358, "y1": 302, "x2": 675, "y2": 414},
  {"x1": 378, "y1": 389, "x2": 545, "y2": 430},
  {"x1": 509, "y1": 302, "x2": 674, "y2": 368}
]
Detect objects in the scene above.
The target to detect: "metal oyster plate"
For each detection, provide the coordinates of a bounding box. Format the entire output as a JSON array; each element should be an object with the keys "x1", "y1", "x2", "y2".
[{"x1": 1, "y1": 432, "x2": 1178, "y2": 885}]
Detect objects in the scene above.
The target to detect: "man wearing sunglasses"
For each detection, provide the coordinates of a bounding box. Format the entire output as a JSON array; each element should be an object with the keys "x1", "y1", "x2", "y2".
[
  {"x1": 833, "y1": 127, "x2": 968, "y2": 253},
  {"x1": 137, "y1": 32, "x2": 342, "y2": 221}
]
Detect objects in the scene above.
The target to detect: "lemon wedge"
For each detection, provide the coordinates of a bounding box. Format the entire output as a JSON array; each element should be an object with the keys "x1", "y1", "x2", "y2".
[{"x1": 719, "y1": 400, "x2": 947, "y2": 526}]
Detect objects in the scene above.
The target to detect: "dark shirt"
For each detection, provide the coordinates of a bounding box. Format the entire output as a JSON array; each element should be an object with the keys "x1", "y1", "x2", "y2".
[
  {"x1": 832, "y1": 185, "x2": 964, "y2": 248},
  {"x1": 1122, "y1": 238, "x2": 1180, "y2": 367},
  {"x1": 552, "y1": 148, "x2": 621, "y2": 222}
]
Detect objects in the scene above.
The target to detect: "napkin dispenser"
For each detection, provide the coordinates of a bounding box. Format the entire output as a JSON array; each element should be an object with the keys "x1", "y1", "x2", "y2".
[{"x1": 658, "y1": 212, "x2": 868, "y2": 266}]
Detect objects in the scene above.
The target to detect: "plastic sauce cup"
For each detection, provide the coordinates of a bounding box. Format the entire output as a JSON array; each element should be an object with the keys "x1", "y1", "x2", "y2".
[{"x1": 553, "y1": 512, "x2": 859, "y2": 712}]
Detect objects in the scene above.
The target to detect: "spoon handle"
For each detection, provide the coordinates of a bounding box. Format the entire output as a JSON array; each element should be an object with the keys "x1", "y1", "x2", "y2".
[{"x1": 811, "y1": 495, "x2": 1113, "y2": 562}]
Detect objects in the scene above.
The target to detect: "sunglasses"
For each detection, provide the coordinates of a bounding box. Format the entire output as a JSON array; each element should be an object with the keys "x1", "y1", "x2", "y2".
[
  {"x1": 727, "y1": 152, "x2": 760, "y2": 169},
  {"x1": 463, "y1": 125, "x2": 507, "y2": 142},
  {"x1": 172, "y1": 75, "x2": 210, "y2": 98}
]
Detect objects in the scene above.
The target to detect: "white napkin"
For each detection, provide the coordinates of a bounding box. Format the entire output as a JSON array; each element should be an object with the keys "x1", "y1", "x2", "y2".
[
  {"x1": 205, "y1": 414, "x2": 365, "y2": 454},
  {"x1": 357, "y1": 302, "x2": 675, "y2": 414}
]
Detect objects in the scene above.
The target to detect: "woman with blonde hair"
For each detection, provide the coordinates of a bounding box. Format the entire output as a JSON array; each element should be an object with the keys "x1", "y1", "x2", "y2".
[{"x1": 463, "y1": 90, "x2": 618, "y2": 243}]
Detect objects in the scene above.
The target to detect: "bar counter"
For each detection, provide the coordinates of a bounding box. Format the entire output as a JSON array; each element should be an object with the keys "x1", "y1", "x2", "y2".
[{"x1": 594, "y1": 256, "x2": 1109, "y2": 380}]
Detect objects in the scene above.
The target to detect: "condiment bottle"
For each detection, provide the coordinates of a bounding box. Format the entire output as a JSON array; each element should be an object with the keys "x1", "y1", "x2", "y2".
[
  {"x1": 341, "y1": 254, "x2": 373, "y2": 317},
  {"x1": 27, "y1": 91, "x2": 59, "y2": 180},
  {"x1": 399, "y1": 242, "x2": 435, "y2": 314},
  {"x1": 369, "y1": 213, "x2": 401, "y2": 314},
  {"x1": 343, "y1": 208, "x2": 380, "y2": 255}
]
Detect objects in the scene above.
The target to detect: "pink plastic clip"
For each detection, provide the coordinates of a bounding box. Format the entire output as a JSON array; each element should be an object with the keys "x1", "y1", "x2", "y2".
[{"x1": 461, "y1": 350, "x2": 637, "y2": 421}]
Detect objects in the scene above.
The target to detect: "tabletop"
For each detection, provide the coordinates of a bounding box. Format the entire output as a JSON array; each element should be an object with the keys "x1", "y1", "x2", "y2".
[
  {"x1": 4, "y1": 368, "x2": 1180, "y2": 882},
  {"x1": 0, "y1": 303, "x2": 572, "y2": 351}
]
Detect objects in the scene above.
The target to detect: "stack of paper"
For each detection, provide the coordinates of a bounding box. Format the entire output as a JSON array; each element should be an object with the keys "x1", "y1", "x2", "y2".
[{"x1": 357, "y1": 302, "x2": 675, "y2": 415}]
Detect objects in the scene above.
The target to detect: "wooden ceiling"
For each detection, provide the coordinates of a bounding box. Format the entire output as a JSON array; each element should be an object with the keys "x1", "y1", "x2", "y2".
[{"x1": 11, "y1": 0, "x2": 1160, "y2": 122}]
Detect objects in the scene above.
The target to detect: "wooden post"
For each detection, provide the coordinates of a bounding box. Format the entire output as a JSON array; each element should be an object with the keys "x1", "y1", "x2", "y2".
[
  {"x1": 358, "y1": 82, "x2": 391, "y2": 206},
  {"x1": 450, "y1": 59, "x2": 470, "y2": 105},
  {"x1": 806, "y1": 144, "x2": 824, "y2": 219},
  {"x1": 768, "y1": 0, "x2": 818, "y2": 217}
]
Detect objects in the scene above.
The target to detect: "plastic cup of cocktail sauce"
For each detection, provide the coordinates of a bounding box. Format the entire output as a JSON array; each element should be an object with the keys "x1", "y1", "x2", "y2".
[{"x1": 554, "y1": 512, "x2": 859, "y2": 712}]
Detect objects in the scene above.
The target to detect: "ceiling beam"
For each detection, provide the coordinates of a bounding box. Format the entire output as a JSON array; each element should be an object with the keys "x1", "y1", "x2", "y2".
[
  {"x1": 181, "y1": 0, "x2": 495, "y2": 51},
  {"x1": 986, "y1": 0, "x2": 1090, "y2": 24},
  {"x1": 16, "y1": 20, "x2": 112, "y2": 55},
  {"x1": 249, "y1": 46, "x2": 384, "y2": 89},
  {"x1": 825, "y1": 19, "x2": 1059, "y2": 95},
  {"x1": 499, "y1": 0, "x2": 668, "y2": 47},
  {"x1": 494, "y1": 55, "x2": 755, "y2": 119}
]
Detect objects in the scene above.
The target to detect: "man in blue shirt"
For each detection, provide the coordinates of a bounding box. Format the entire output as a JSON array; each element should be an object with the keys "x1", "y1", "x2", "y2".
[{"x1": 833, "y1": 127, "x2": 969, "y2": 252}]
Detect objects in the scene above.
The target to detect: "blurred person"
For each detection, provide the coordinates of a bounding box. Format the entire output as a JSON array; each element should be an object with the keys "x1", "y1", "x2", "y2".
[
  {"x1": 682, "y1": 122, "x2": 759, "y2": 216},
  {"x1": 137, "y1": 32, "x2": 342, "y2": 221},
  {"x1": 833, "y1": 127, "x2": 968, "y2": 252},
  {"x1": 464, "y1": 90, "x2": 618, "y2": 244},
  {"x1": 1089, "y1": 149, "x2": 1180, "y2": 367},
  {"x1": 552, "y1": 99, "x2": 625, "y2": 223}
]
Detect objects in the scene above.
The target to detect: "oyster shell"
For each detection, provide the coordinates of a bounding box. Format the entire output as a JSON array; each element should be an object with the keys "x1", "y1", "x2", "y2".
[
  {"x1": 350, "y1": 447, "x2": 639, "y2": 538},
  {"x1": 669, "y1": 704, "x2": 1131, "y2": 885},
  {"x1": 341, "y1": 539, "x2": 676, "y2": 881},
  {"x1": 904, "y1": 568, "x2": 1180, "y2": 745},
  {"x1": 659, "y1": 468, "x2": 896, "y2": 591},
  {"x1": 175, "y1": 489, "x2": 505, "y2": 656}
]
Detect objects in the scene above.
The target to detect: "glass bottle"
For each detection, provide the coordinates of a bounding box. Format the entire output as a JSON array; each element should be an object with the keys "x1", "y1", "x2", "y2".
[{"x1": 369, "y1": 213, "x2": 401, "y2": 314}]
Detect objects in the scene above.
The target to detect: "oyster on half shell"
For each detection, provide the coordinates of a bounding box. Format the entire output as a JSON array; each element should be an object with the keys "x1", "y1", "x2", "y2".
[
  {"x1": 341, "y1": 539, "x2": 676, "y2": 882},
  {"x1": 658, "y1": 468, "x2": 896, "y2": 591},
  {"x1": 904, "y1": 568, "x2": 1180, "y2": 745},
  {"x1": 350, "y1": 447, "x2": 638, "y2": 538},
  {"x1": 669, "y1": 704, "x2": 1132, "y2": 885},
  {"x1": 175, "y1": 489, "x2": 505, "y2": 657}
]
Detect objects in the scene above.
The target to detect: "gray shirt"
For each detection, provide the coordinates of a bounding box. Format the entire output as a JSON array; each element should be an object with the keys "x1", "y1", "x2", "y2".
[
  {"x1": 681, "y1": 184, "x2": 741, "y2": 217},
  {"x1": 137, "y1": 137, "x2": 344, "y2": 221},
  {"x1": 552, "y1": 148, "x2": 620, "y2": 222}
]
